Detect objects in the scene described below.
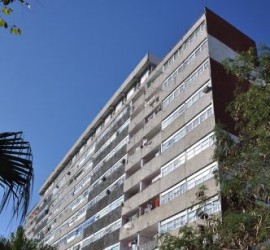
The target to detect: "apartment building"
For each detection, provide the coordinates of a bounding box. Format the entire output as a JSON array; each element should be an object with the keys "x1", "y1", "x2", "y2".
[
  {"x1": 119, "y1": 8, "x2": 255, "y2": 250},
  {"x1": 24, "y1": 54, "x2": 160, "y2": 250},
  {"x1": 24, "y1": 8, "x2": 255, "y2": 250}
]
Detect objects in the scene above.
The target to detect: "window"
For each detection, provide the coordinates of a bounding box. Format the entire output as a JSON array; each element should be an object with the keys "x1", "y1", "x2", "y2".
[
  {"x1": 162, "y1": 39, "x2": 208, "y2": 90},
  {"x1": 186, "y1": 133, "x2": 215, "y2": 160},
  {"x1": 39, "y1": 158, "x2": 126, "y2": 242},
  {"x1": 141, "y1": 70, "x2": 150, "y2": 84},
  {"x1": 160, "y1": 196, "x2": 220, "y2": 234},
  {"x1": 104, "y1": 114, "x2": 111, "y2": 125},
  {"x1": 96, "y1": 196, "x2": 124, "y2": 219},
  {"x1": 187, "y1": 162, "x2": 218, "y2": 190},
  {"x1": 96, "y1": 125, "x2": 102, "y2": 135},
  {"x1": 161, "y1": 153, "x2": 185, "y2": 177},
  {"x1": 103, "y1": 243, "x2": 119, "y2": 250},
  {"x1": 160, "y1": 133, "x2": 215, "y2": 179},
  {"x1": 162, "y1": 59, "x2": 210, "y2": 109},
  {"x1": 160, "y1": 211, "x2": 187, "y2": 234},
  {"x1": 160, "y1": 162, "x2": 217, "y2": 206},
  {"x1": 160, "y1": 180, "x2": 186, "y2": 205},
  {"x1": 82, "y1": 219, "x2": 121, "y2": 247},
  {"x1": 162, "y1": 104, "x2": 185, "y2": 130},
  {"x1": 162, "y1": 21, "x2": 206, "y2": 73},
  {"x1": 115, "y1": 101, "x2": 123, "y2": 113},
  {"x1": 162, "y1": 105, "x2": 213, "y2": 153},
  {"x1": 126, "y1": 87, "x2": 135, "y2": 100}
]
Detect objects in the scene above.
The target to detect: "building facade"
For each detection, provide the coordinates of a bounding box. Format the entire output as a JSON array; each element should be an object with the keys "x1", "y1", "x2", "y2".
[{"x1": 25, "y1": 8, "x2": 255, "y2": 250}]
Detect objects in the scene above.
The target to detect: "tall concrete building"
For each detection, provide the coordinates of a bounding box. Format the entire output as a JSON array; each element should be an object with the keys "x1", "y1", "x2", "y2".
[{"x1": 25, "y1": 8, "x2": 255, "y2": 250}]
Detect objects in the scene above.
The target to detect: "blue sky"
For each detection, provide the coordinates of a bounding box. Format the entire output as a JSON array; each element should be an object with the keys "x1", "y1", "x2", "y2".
[{"x1": 0, "y1": 0, "x2": 270, "y2": 237}]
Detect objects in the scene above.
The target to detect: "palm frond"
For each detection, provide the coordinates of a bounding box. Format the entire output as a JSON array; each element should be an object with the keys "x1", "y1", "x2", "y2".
[{"x1": 0, "y1": 132, "x2": 33, "y2": 222}]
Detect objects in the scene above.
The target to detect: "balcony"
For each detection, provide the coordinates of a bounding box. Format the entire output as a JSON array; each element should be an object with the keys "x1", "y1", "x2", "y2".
[
  {"x1": 132, "y1": 92, "x2": 145, "y2": 113},
  {"x1": 128, "y1": 128, "x2": 144, "y2": 151},
  {"x1": 126, "y1": 148, "x2": 142, "y2": 173},
  {"x1": 160, "y1": 49, "x2": 209, "y2": 103},
  {"x1": 144, "y1": 97, "x2": 162, "y2": 120},
  {"x1": 121, "y1": 223, "x2": 158, "y2": 249},
  {"x1": 132, "y1": 84, "x2": 145, "y2": 103},
  {"x1": 141, "y1": 133, "x2": 161, "y2": 159},
  {"x1": 124, "y1": 168, "x2": 142, "y2": 193},
  {"x1": 124, "y1": 155, "x2": 161, "y2": 193},
  {"x1": 129, "y1": 110, "x2": 145, "y2": 133},
  {"x1": 144, "y1": 70, "x2": 164, "y2": 100},
  {"x1": 122, "y1": 177, "x2": 161, "y2": 216},
  {"x1": 140, "y1": 196, "x2": 160, "y2": 217},
  {"x1": 121, "y1": 196, "x2": 160, "y2": 236},
  {"x1": 144, "y1": 109, "x2": 162, "y2": 138},
  {"x1": 120, "y1": 202, "x2": 161, "y2": 240},
  {"x1": 125, "y1": 183, "x2": 140, "y2": 201}
]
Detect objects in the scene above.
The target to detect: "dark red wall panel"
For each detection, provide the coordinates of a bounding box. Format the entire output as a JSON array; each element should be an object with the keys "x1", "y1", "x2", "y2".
[
  {"x1": 205, "y1": 8, "x2": 256, "y2": 53},
  {"x1": 210, "y1": 59, "x2": 249, "y2": 133}
]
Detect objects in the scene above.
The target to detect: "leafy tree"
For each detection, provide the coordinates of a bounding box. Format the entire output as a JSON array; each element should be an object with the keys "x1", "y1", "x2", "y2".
[
  {"x1": 159, "y1": 186, "x2": 221, "y2": 250},
  {"x1": 0, "y1": 0, "x2": 30, "y2": 34},
  {"x1": 0, "y1": 226, "x2": 56, "y2": 250},
  {"x1": 0, "y1": 132, "x2": 33, "y2": 222},
  {"x1": 0, "y1": 235, "x2": 10, "y2": 250},
  {"x1": 159, "y1": 46, "x2": 270, "y2": 249}
]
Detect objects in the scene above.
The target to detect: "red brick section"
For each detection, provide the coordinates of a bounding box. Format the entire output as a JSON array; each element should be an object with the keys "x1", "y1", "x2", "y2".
[
  {"x1": 205, "y1": 7, "x2": 256, "y2": 53},
  {"x1": 210, "y1": 59, "x2": 249, "y2": 133}
]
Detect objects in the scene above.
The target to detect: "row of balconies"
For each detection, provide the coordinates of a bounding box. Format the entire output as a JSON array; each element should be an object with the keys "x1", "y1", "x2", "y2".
[
  {"x1": 54, "y1": 63, "x2": 158, "y2": 249},
  {"x1": 120, "y1": 177, "x2": 218, "y2": 240},
  {"x1": 38, "y1": 143, "x2": 127, "y2": 246},
  {"x1": 36, "y1": 88, "x2": 133, "y2": 238},
  {"x1": 95, "y1": 110, "x2": 130, "y2": 151},
  {"x1": 126, "y1": 88, "x2": 213, "y2": 180},
  {"x1": 123, "y1": 117, "x2": 216, "y2": 215},
  {"x1": 93, "y1": 127, "x2": 129, "y2": 167},
  {"x1": 49, "y1": 184, "x2": 124, "y2": 249},
  {"x1": 143, "y1": 26, "x2": 207, "y2": 102},
  {"x1": 127, "y1": 51, "x2": 211, "y2": 159},
  {"x1": 83, "y1": 207, "x2": 122, "y2": 239},
  {"x1": 87, "y1": 165, "x2": 125, "y2": 202},
  {"x1": 81, "y1": 229, "x2": 120, "y2": 250},
  {"x1": 51, "y1": 145, "x2": 127, "y2": 244}
]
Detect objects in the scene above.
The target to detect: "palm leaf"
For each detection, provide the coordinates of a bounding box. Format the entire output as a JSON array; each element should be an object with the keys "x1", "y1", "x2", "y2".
[{"x1": 0, "y1": 132, "x2": 33, "y2": 222}]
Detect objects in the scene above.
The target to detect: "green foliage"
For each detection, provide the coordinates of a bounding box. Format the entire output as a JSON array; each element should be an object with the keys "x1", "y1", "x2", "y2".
[
  {"x1": 159, "y1": 226, "x2": 218, "y2": 250},
  {"x1": 159, "y1": 46, "x2": 270, "y2": 249},
  {"x1": 216, "y1": 46, "x2": 270, "y2": 249},
  {"x1": 0, "y1": 226, "x2": 56, "y2": 250},
  {"x1": 0, "y1": 132, "x2": 33, "y2": 222},
  {"x1": 10, "y1": 25, "x2": 21, "y2": 34},
  {"x1": 159, "y1": 186, "x2": 221, "y2": 250},
  {"x1": 0, "y1": 17, "x2": 8, "y2": 28},
  {"x1": 2, "y1": 7, "x2": 13, "y2": 15},
  {"x1": 0, "y1": 0, "x2": 30, "y2": 34}
]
